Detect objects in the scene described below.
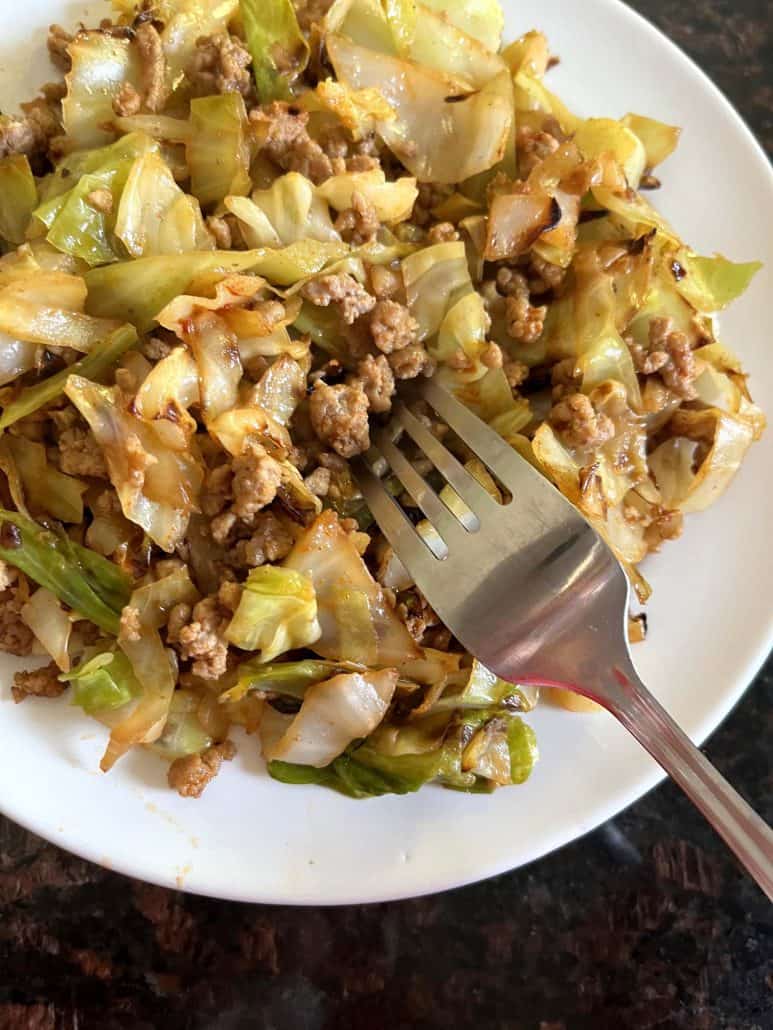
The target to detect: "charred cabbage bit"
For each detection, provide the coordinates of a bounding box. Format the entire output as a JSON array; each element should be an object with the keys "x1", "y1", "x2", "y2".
[
  {"x1": 0, "y1": 510, "x2": 131, "y2": 635},
  {"x1": 0, "y1": 0, "x2": 762, "y2": 798}
]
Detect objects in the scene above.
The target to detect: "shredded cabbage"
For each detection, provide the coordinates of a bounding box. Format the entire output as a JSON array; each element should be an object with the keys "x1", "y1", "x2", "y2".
[
  {"x1": 21, "y1": 588, "x2": 74, "y2": 672},
  {"x1": 188, "y1": 95, "x2": 251, "y2": 207},
  {"x1": 261, "y1": 667, "x2": 397, "y2": 766},
  {"x1": 225, "y1": 565, "x2": 322, "y2": 661},
  {"x1": 115, "y1": 152, "x2": 212, "y2": 257},
  {"x1": 0, "y1": 509, "x2": 131, "y2": 635},
  {"x1": 327, "y1": 36, "x2": 513, "y2": 183},
  {"x1": 239, "y1": 0, "x2": 309, "y2": 101},
  {"x1": 64, "y1": 376, "x2": 204, "y2": 552},
  {"x1": 0, "y1": 156, "x2": 37, "y2": 245},
  {"x1": 284, "y1": 510, "x2": 419, "y2": 665},
  {"x1": 63, "y1": 649, "x2": 142, "y2": 714}
]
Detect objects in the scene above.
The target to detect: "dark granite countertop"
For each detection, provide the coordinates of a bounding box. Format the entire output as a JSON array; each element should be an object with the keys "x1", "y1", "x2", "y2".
[{"x1": 1, "y1": 2, "x2": 771, "y2": 1028}]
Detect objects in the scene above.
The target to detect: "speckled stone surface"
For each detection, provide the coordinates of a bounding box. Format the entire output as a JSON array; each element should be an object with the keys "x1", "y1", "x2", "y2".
[{"x1": 1, "y1": 3, "x2": 772, "y2": 1028}]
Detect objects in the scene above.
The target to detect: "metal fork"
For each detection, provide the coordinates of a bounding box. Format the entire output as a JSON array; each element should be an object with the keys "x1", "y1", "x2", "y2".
[{"x1": 352, "y1": 378, "x2": 773, "y2": 900}]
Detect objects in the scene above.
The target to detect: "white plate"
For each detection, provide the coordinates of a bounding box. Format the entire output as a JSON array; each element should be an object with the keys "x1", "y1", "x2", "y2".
[{"x1": 0, "y1": 0, "x2": 771, "y2": 905}]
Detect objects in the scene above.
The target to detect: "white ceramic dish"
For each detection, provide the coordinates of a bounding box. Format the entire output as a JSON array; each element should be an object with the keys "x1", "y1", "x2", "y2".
[{"x1": 0, "y1": 0, "x2": 770, "y2": 905}]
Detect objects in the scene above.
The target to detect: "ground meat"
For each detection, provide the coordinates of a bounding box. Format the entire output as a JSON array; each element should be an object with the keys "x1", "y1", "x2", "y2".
[
  {"x1": 0, "y1": 569, "x2": 33, "y2": 658},
  {"x1": 250, "y1": 102, "x2": 333, "y2": 184},
  {"x1": 119, "y1": 606, "x2": 142, "y2": 643},
  {"x1": 426, "y1": 222, "x2": 460, "y2": 245},
  {"x1": 497, "y1": 268, "x2": 547, "y2": 345},
  {"x1": 549, "y1": 392, "x2": 615, "y2": 450},
  {"x1": 57, "y1": 426, "x2": 108, "y2": 478},
  {"x1": 112, "y1": 82, "x2": 142, "y2": 118},
  {"x1": 85, "y1": 188, "x2": 113, "y2": 214},
  {"x1": 11, "y1": 662, "x2": 65, "y2": 703},
  {"x1": 411, "y1": 183, "x2": 454, "y2": 227},
  {"x1": 135, "y1": 22, "x2": 167, "y2": 114},
  {"x1": 526, "y1": 253, "x2": 567, "y2": 294},
  {"x1": 550, "y1": 357, "x2": 580, "y2": 400},
  {"x1": 516, "y1": 125, "x2": 560, "y2": 178},
  {"x1": 201, "y1": 463, "x2": 232, "y2": 517},
  {"x1": 369, "y1": 299, "x2": 418, "y2": 355},
  {"x1": 47, "y1": 24, "x2": 72, "y2": 71},
  {"x1": 388, "y1": 343, "x2": 435, "y2": 380},
  {"x1": 167, "y1": 740, "x2": 236, "y2": 799},
  {"x1": 309, "y1": 382, "x2": 370, "y2": 458},
  {"x1": 628, "y1": 317, "x2": 698, "y2": 400},
  {"x1": 644, "y1": 508, "x2": 684, "y2": 551},
  {"x1": 206, "y1": 214, "x2": 236, "y2": 250},
  {"x1": 353, "y1": 354, "x2": 395, "y2": 414},
  {"x1": 231, "y1": 443, "x2": 283, "y2": 519},
  {"x1": 303, "y1": 466, "x2": 331, "y2": 497},
  {"x1": 504, "y1": 358, "x2": 530, "y2": 388},
  {"x1": 397, "y1": 591, "x2": 440, "y2": 644},
  {"x1": 236, "y1": 512, "x2": 295, "y2": 567},
  {"x1": 0, "y1": 94, "x2": 61, "y2": 162},
  {"x1": 175, "y1": 595, "x2": 231, "y2": 681},
  {"x1": 187, "y1": 33, "x2": 253, "y2": 98},
  {"x1": 367, "y1": 264, "x2": 402, "y2": 300},
  {"x1": 210, "y1": 510, "x2": 237, "y2": 546},
  {"x1": 302, "y1": 273, "x2": 376, "y2": 325},
  {"x1": 335, "y1": 191, "x2": 380, "y2": 245},
  {"x1": 141, "y1": 335, "x2": 175, "y2": 362},
  {"x1": 480, "y1": 342, "x2": 504, "y2": 370}
]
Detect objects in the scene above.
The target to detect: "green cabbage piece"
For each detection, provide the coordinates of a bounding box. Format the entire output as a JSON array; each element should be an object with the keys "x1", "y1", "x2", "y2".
[
  {"x1": 380, "y1": 0, "x2": 418, "y2": 54},
  {"x1": 239, "y1": 0, "x2": 309, "y2": 102},
  {"x1": 34, "y1": 133, "x2": 162, "y2": 267},
  {"x1": 0, "y1": 156, "x2": 37, "y2": 246},
  {"x1": 674, "y1": 252, "x2": 762, "y2": 312},
  {"x1": 84, "y1": 251, "x2": 262, "y2": 332},
  {"x1": 63, "y1": 649, "x2": 142, "y2": 714},
  {"x1": 115, "y1": 151, "x2": 212, "y2": 257},
  {"x1": 419, "y1": 0, "x2": 504, "y2": 51},
  {"x1": 225, "y1": 565, "x2": 322, "y2": 661},
  {"x1": 226, "y1": 173, "x2": 340, "y2": 247},
  {"x1": 38, "y1": 132, "x2": 158, "y2": 205},
  {"x1": 5, "y1": 436, "x2": 86, "y2": 524},
  {"x1": 269, "y1": 708, "x2": 538, "y2": 797},
  {"x1": 149, "y1": 690, "x2": 213, "y2": 759},
  {"x1": 188, "y1": 94, "x2": 251, "y2": 207},
  {"x1": 36, "y1": 173, "x2": 120, "y2": 267},
  {"x1": 0, "y1": 324, "x2": 137, "y2": 430},
  {"x1": 327, "y1": 35, "x2": 513, "y2": 184},
  {"x1": 85, "y1": 245, "x2": 343, "y2": 331},
  {"x1": 0, "y1": 509, "x2": 132, "y2": 635},
  {"x1": 224, "y1": 657, "x2": 361, "y2": 703},
  {"x1": 62, "y1": 31, "x2": 142, "y2": 149}
]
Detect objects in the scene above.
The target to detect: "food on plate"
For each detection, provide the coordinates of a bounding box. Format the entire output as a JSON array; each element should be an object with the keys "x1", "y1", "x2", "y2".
[{"x1": 0, "y1": 0, "x2": 763, "y2": 797}]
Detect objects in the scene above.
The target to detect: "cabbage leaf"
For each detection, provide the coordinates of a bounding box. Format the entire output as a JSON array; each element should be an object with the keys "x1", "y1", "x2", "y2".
[
  {"x1": 226, "y1": 566, "x2": 321, "y2": 661},
  {"x1": 0, "y1": 509, "x2": 131, "y2": 634},
  {"x1": 239, "y1": 0, "x2": 309, "y2": 101}
]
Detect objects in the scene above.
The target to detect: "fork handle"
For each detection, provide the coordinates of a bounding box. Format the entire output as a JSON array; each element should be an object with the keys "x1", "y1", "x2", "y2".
[{"x1": 612, "y1": 675, "x2": 773, "y2": 901}]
